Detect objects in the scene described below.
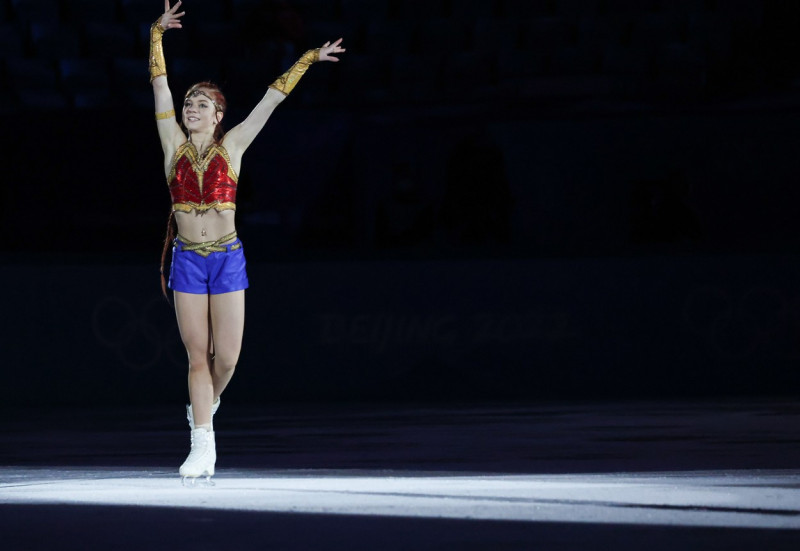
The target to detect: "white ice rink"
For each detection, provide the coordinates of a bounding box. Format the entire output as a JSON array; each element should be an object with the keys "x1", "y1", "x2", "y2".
[
  {"x1": 4, "y1": 401, "x2": 800, "y2": 549},
  {"x1": 2, "y1": 467, "x2": 800, "y2": 529}
]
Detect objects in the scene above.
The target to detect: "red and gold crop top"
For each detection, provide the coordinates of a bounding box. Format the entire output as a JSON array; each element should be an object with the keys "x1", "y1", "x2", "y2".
[{"x1": 168, "y1": 142, "x2": 238, "y2": 213}]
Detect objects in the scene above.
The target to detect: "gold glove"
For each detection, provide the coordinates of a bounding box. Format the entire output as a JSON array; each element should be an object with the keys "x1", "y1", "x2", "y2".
[
  {"x1": 269, "y1": 49, "x2": 320, "y2": 95},
  {"x1": 149, "y1": 19, "x2": 167, "y2": 82}
]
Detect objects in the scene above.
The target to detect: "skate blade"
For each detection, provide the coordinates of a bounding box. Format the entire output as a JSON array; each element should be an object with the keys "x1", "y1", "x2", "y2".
[{"x1": 181, "y1": 474, "x2": 215, "y2": 487}]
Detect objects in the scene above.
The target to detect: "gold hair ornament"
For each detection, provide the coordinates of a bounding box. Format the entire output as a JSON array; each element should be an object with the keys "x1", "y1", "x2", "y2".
[{"x1": 185, "y1": 89, "x2": 222, "y2": 112}]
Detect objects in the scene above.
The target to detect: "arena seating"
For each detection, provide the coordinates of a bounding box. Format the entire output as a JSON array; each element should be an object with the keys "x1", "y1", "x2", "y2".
[{"x1": 0, "y1": 0, "x2": 777, "y2": 112}]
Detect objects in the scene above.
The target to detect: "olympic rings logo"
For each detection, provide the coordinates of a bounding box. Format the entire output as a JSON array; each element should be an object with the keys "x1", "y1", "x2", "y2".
[
  {"x1": 682, "y1": 286, "x2": 800, "y2": 361},
  {"x1": 91, "y1": 295, "x2": 185, "y2": 371}
]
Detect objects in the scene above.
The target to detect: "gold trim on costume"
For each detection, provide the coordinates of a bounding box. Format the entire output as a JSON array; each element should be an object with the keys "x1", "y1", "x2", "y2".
[
  {"x1": 149, "y1": 19, "x2": 167, "y2": 82},
  {"x1": 176, "y1": 231, "x2": 238, "y2": 257},
  {"x1": 168, "y1": 142, "x2": 238, "y2": 187},
  {"x1": 269, "y1": 49, "x2": 320, "y2": 95},
  {"x1": 155, "y1": 109, "x2": 175, "y2": 120},
  {"x1": 173, "y1": 201, "x2": 236, "y2": 213},
  {"x1": 168, "y1": 141, "x2": 238, "y2": 214}
]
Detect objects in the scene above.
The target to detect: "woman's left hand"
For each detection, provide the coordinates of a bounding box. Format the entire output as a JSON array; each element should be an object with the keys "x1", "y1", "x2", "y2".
[{"x1": 319, "y1": 38, "x2": 346, "y2": 62}]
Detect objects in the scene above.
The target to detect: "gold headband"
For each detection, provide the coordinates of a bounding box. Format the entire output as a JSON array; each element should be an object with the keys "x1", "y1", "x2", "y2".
[{"x1": 184, "y1": 89, "x2": 222, "y2": 112}]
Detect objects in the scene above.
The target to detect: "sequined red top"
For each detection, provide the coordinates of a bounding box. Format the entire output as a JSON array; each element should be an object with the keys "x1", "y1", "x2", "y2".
[{"x1": 168, "y1": 142, "x2": 238, "y2": 213}]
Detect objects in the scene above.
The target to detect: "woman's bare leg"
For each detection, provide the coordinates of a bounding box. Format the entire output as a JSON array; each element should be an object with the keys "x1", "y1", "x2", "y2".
[
  {"x1": 174, "y1": 291, "x2": 214, "y2": 426},
  {"x1": 209, "y1": 290, "x2": 245, "y2": 400}
]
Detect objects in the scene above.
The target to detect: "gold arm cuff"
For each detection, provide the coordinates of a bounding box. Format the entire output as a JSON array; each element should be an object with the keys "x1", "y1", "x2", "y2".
[
  {"x1": 149, "y1": 19, "x2": 167, "y2": 83},
  {"x1": 155, "y1": 109, "x2": 175, "y2": 120},
  {"x1": 268, "y1": 49, "x2": 320, "y2": 95}
]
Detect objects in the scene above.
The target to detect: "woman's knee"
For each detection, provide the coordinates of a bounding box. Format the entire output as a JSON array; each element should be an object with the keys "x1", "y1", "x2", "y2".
[
  {"x1": 213, "y1": 354, "x2": 238, "y2": 375},
  {"x1": 187, "y1": 351, "x2": 211, "y2": 373}
]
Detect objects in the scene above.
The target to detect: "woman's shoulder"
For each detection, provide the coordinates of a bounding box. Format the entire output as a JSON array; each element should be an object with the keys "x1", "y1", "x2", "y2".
[{"x1": 217, "y1": 137, "x2": 239, "y2": 160}]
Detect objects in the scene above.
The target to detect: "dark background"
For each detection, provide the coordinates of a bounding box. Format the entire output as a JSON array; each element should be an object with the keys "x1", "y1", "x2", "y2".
[{"x1": 3, "y1": 0, "x2": 800, "y2": 406}]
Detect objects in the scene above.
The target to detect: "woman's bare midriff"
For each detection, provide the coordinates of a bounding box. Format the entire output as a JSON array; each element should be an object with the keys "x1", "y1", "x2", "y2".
[{"x1": 175, "y1": 208, "x2": 237, "y2": 243}]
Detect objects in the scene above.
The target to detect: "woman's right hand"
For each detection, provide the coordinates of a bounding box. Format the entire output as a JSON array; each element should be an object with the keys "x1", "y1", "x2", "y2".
[{"x1": 159, "y1": 0, "x2": 185, "y2": 30}]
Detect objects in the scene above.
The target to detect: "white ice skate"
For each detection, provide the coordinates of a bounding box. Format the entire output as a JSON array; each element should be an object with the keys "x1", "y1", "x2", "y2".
[
  {"x1": 179, "y1": 428, "x2": 216, "y2": 486},
  {"x1": 186, "y1": 397, "x2": 221, "y2": 430}
]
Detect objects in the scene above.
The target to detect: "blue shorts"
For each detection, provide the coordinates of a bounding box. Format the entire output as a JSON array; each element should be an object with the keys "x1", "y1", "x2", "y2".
[{"x1": 168, "y1": 239, "x2": 249, "y2": 295}]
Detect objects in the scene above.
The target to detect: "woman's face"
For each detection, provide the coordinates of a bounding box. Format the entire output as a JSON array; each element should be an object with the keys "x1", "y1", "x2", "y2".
[{"x1": 182, "y1": 89, "x2": 221, "y2": 133}]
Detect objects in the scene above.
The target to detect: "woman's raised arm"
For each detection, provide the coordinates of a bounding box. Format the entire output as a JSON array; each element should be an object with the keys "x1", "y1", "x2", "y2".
[
  {"x1": 223, "y1": 38, "x2": 346, "y2": 160},
  {"x1": 151, "y1": 0, "x2": 186, "y2": 164}
]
